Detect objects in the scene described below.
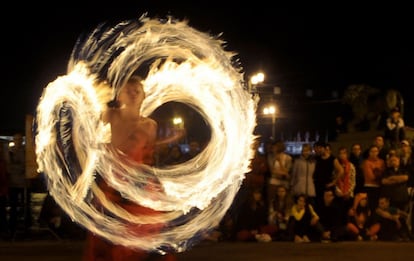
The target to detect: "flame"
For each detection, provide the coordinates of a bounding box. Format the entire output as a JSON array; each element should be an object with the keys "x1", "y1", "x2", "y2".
[{"x1": 35, "y1": 15, "x2": 258, "y2": 253}]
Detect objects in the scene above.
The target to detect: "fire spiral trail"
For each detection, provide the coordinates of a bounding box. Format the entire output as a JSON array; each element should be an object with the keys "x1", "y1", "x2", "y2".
[{"x1": 35, "y1": 14, "x2": 258, "y2": 253}]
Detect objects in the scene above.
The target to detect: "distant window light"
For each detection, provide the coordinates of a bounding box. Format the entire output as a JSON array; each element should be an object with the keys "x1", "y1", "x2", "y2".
[
  {"x1": 273, "y1": 87, "x2": 281, "y2": 95},
  {"x1": 306, "y1": 89, "x2": 313, "y2": 97}
]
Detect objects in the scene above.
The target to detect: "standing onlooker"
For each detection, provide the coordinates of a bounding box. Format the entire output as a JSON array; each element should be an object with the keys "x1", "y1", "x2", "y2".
[
  {"x1": 267, "y1": 140, "x2": 292, "y2": 210},
  {"x1": 363, "y1": 135, "x2": 389, "y2": 161},
  {"x1": 6, "y1": 133, "x2": 27, "y2": 236},
  {"x1": 312, "y1": 141, "x2": 324, "y2": 160},
  {"x1": 290, "y1": 143, "x2": 316, "y2": 205},
  {"x1": 349, "y1": 143, "x2": 365, "y2": 194},
  {"x1": 335, "y1": 146, "x2": 356, "y2": 224},
  {"x1": 385, "y1": 148, "x2": 398, "y2": 167},
  {"x1": 361, "y1": 145, "x2": 386, "y2": 212},
  {"x1": 380, "y1": 155, "x2": 410, "y2": 212},
  {"x1": 0, "y1": 143, "x2": 9, "y2": 239},
  {"x1": 244, "y1": 139, "x2": 270, "y2": 203},
  {"x1": 313, "y1": 142, "x2": 343, "y2": 209}
]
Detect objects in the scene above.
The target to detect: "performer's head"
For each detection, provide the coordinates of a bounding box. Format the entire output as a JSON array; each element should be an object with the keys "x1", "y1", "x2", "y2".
[{"x1": 108, "y1": 75, "x2": 145, "y2": 109}]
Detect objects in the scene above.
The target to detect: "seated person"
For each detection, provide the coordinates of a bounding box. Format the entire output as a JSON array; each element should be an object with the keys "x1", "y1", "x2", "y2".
[
  {"x1": 39, "y1": 192, "x2": 85, "y2": 239},
  {"x1": 268, "y1": 185, "x2": 293, "y2": 241},
  {"x1": 289, "y1": 194, "x2": 324, "y2": 243},
  {"x1": 316, "y1": 188, "x2": 347, "y2": 242},
  {"x1": 346, "y1": 193, "x2": 380, "y2": 241},
  {"x1": 233, "y1": 189, "x2": 276, "y2": 242},
  {"x1": 375, "y1": 196, "x2": 410, "y2": 241}
]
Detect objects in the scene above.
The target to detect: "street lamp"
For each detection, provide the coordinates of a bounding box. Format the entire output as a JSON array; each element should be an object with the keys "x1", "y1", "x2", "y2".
[
  {"x1": 248, "y1": 72, "x2": 265, "y2": 93},
  {"x1": 263, "y1": 104, "x2": 277, "y2": 139},
  {"x1": 172, "y1": 116, "x2": 183, "y2": 126},
  {"x1": 172, "y1": 116, "x2": 187, "y2": 143},
  {"x1": 172, "y1": 116, "x2": 185, "y2": 132}
]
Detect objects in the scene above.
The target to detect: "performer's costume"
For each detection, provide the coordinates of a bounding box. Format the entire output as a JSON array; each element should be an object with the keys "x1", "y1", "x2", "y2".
[{"x1": 83, "y1": 141, "x2": 176, "y2": 261}]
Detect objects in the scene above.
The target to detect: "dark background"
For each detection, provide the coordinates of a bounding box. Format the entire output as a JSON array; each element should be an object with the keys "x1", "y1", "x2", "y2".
[{"x1": 2, "y1": 1, "x2": 413, "y2": 136}]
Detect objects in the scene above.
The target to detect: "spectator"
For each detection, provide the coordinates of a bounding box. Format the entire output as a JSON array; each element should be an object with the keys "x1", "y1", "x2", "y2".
[
  {"x1": 384, "y1": 107, "x2": 405, "y2": 150},
  {"x1": 6, "y1": 133, "x2": 28, "y2": 236},
  {"x1": 335, "y1": 146, "x2": 356, "y2": 224},
  {"x1": 181, "y1": 140, "x2": 201, "y2": 161},
  {"x1": 228, "y1": 139, "x2": 270, "y2": 236},
  {"x1": 311, "y1": 140, "x2": 324, "y2": 160},
  {"x1": 363, "y1": 135, "x2": 388, "y2": 161},
  {"x1": 317, "y1": 188, "x2": 347, "y2": 242},
  {"x1": 380, "y1": 154, "x2": 409, "y2": 211},
  {"x1": 289, "y1": 194, "x2": 324, "y2": 243},
  {"x1": 400, "y1": 140, "x2": 414, "y2": 239},
  {"x1": 268, "y1": 185, "x2": 293, "y2": 241},
  {"x1": 361, "y1": 145, "x2": 386, "y2": 212},
  {"x1": 385, "y1": 148, "x2": 398, "y2": 167},
  {"x1": 375, "y1": 196, "x2": 410, "y2": 241},
  {"x1": 399, "y1": 140, "x2": 414, "y2": 188},
  {"x1": 290, "y1": 143, "x2": 316, "y2": 205},
  {"x1": 0, "y1": 144, "x2": 9, "y2": 239},
  {"x1": 349, "y1": 143, "x2": 365, "y2": 194},
  {"x1": 399, "y1": 140, "x2": 414, "y2": 237},
  {"x1": 233, "y1": 189, "x2": 276, "y2": 242},
  {"x1": 313, "y1": 142, "x2": 343, "y2": 209},
  {"x1": 267, "y1": 140, "x2": 292, "y2": 209},
  {"x1": 244, "y1": 139, "x2": 270, "y2": 201},
  {"x1": 329, "y1": 115, "x2": 347, "y2": 141},
  {"x1": 346, "y1": 192, "x2": 380, "y2": 241},
  {"x1": 163, "y1": 144, "x2": 186, "y2": 165},
  {"x1": 38, "y1": 192, "x2": 85, "y2": 239}
]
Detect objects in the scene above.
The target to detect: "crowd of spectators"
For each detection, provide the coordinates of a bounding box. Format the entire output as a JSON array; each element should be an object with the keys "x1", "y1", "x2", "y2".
[
  {"x1": 1, "y1": 116, "x2": 413, "y2": 245},
  {"x1": 206, "y1": 133, "x2": 414, "y2": 243}
]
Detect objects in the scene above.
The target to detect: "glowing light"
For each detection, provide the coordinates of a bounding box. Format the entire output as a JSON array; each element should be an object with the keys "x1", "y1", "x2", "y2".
[
  {"x1": 250, "y1": 72, "x2": 265, "y2": 85},
  {"x1": 172, "y1": 117, "x2": 183, "y2": 125},
  {"x1": 35, "y1": 15, "x2": 258, "y2": 253},
  {"x1": 263, "y1": 105, "x2": 276, "y2": 115}
]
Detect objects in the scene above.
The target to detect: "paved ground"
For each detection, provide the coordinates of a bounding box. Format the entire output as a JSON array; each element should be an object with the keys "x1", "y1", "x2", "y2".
[{"x1": 1, "y1": 239, "x2": 414, "y2": 261}]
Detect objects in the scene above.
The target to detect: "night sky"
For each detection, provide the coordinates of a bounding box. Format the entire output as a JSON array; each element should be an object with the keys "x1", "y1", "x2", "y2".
[{"x1": 2, "y1": 2, "x2": 413, "y2": 135}]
